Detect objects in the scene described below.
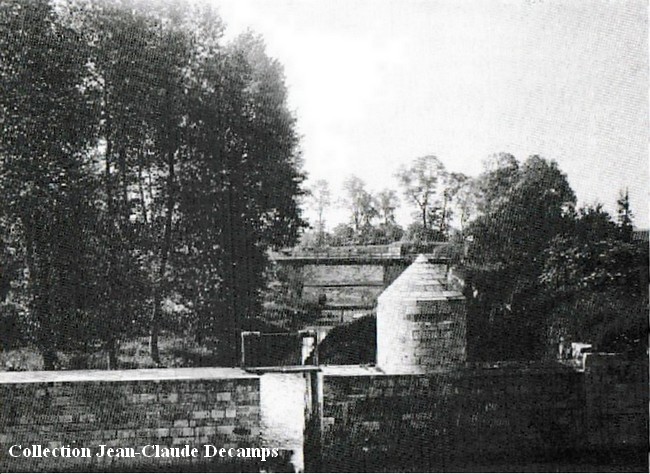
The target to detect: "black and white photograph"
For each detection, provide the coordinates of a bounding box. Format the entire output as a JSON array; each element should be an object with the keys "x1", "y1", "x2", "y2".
[{"x1": 0, "y1": 0, "x2": 648, "y2": 472}]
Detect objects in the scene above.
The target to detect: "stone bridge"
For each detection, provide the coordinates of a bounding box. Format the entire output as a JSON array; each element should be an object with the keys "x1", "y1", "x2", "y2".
[{"x1": 268, "y1": 243, "x2": 462, "y2": 337}]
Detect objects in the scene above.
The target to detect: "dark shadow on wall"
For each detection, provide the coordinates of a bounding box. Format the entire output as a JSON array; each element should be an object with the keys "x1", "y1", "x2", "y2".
[{"x1": 315, "y1": 315, "x2": 376, "y2": 365}]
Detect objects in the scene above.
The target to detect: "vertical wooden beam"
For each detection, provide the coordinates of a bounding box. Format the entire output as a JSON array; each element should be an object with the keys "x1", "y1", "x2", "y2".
[{"x1": 304, "y1": 369, "x2": 323, "y2": 472}]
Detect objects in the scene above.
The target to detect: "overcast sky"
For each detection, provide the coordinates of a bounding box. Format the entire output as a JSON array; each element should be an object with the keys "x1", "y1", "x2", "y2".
[{"x1": 212, "y1": 0, "x2": 648, "y2": 230}]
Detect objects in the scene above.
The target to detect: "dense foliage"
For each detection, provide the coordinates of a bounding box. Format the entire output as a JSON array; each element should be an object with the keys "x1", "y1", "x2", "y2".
[
  {"x1": 307, "y1": 156, "x2": 646, "y2": 364},
  {"x1": 464, "y1": 156, "x2": 647, "y2": 361},
  {"x1": 540, "y1": 203, "x2": 648, "y2": 357},
  {"x1": 0, "y1": 0, "x2": 305, "y2": 368},
  {"x1": 0, "y1": 2, "x2": 643, "y2": 368}
]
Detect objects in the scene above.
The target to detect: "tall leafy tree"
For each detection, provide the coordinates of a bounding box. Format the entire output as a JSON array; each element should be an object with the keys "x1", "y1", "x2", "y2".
[
  {"x1": 57, "y1": 0, "x2": 186, "y2": 366},
  {"x1": 616, "y1": 188, "x2": 634, "y2": 242},
  {"x1": 451, "y1": 176, "x2": 478, "y2": 234},
  {"x1": 376, "y1": 188, "x2": 400, "y2": 226},
  {"x1": 342, "y1": 175, "x2": 377, "y2": 233},
  {"x1": 0, "y1": 0, "x2": 307, "y2": 369},
  {"x1": 308, "y1": 179, "x2": 332, "y2": 246},
  {"x1": 474, "y1": 152, "x2": 520, "y2": 214},
  {"x1": 0, "y1": 0, "x2": 99, "y2": 368},
  {"x1": 464, "y1": 155, "x2": 576, "y2": 361},
  {"x1": 175, "y1": 30, "x2": 306, "y2": 363},
  {"x1": 541, "y1": 204, "x2": 648, "y2": 357},
  {"x1": 396, "y1": 155, "x2": 446, "y2": 230},
  {"x1": 433, "y1": 171, "x2": 469, "y2": 237},
  {"x1": 139, "y1": 3, "x2": 195, "y2": 364}
]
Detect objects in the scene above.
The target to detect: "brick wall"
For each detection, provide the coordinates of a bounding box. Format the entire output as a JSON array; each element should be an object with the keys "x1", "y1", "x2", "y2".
[
  {"x1": 302, "y1": 264, "x2": 385, "y2": 286},
  {"x1": 377, "y1": 298, "x2": 466, "y2": 371},
  {"x1": 2, "y1": 358, "x2": 646, "y2": 472},
  {"x1": 320, "y1": 362, "x2": 648, "y2": 471},
  {"x1": 0, "y1": 369, "x2": 262, "y2": 472},
  {"x1": 272, "y1": 259, "x2": 410, "y2": 326},
  {"x1": 583, "y1": 354, "x2": 649, "y2": 448},
  {"x1": 302, "y1": 286, "x2": 384, "y2": 309}
]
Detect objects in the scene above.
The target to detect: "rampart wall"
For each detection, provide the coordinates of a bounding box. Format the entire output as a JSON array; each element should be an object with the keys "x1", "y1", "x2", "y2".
[
  {"x1": 0, "y1": 355, "x2": 647, "y2": 472},
  {"x1": 275, "y1": 259, "x2": 410, "y2": 326},
  {"x1": 583, "y1": 354, "x2": 648, "y2": 448},
  {"x1": 0, "y1": 369, "x2": 263, "y2": 472},
  {"x1": 320, "y1": 355, "x2": 648, "y2": 471}
]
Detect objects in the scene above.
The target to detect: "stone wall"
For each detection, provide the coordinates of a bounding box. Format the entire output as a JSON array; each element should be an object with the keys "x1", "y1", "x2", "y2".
[
  {"x1": 320, "y1": 360, "x2": 648, "y2": 471},
  {"x1": 302, "y1": 264, "x2": 385, "y2": 286},
  {"x1": 1, "y1": 357, "x2": 646, "y2": 472},
  {"x1": 583, "y1": 354, "x2": 649, "y2": 448},
  {"x1": 376, "y1": 256, "x2": 466, "y2": 372},
  {"x1": 303, "y1": 286, "x2": 385, "y2": 310},
  {"x1": 272, "y1": 259, "x2": 410, "y2": 326},
  {"x1": 377, "y1": 298, "x2": 466, "y2": 371},
  {"x1": 301, "y1": 264, "x2": 388, "y2": 322},
  {"x1": 0, "y1": 369, "x2": 263, "y2": 472}
]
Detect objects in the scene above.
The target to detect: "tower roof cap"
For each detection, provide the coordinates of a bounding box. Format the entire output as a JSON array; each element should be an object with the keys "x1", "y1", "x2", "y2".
[{"x1": 378, "y1": 254, "x2": 464, "y2": 302}]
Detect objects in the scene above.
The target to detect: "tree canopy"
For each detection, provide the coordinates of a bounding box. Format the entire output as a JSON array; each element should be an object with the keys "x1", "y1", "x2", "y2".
[
  {"x1": 464, "y1": 154, "x2": 646, "y2": 361},
  {"x1": 0, "y1": 0, "x2": 305, "y2": 367}
]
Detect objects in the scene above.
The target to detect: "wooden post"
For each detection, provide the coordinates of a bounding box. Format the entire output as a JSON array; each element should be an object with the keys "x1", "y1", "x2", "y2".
[
  {"x1": 304, "y1": 369, "x2": 323, "y2": 472},
  {"x1": 240, "y1": 332, "x2": 246, "y2": 368}
]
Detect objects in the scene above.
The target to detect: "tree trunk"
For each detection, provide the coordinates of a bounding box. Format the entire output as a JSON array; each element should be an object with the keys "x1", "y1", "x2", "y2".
[
  {"x1": 149, "y1": 320, "x2": 160, "y2": 363},
  {"x1": 441, "y1": 193, "x2": 448, "y2": 236},
  {"x1": 42, "y1": 346, "x2": 58, "y2": 371},
  {"x1": 150, "y1": 149, "x2": 174, "y2": 364},
  {"x1": 106, "y1": 338, "x2": 118, "y2": 370},
  {"x1": 119, "y1": 146, "x2": 128, "y2": 212},
  {"x1": 223, "y1": 180, "x2": 240, "y2": 367},
  {"x1": 105, "y1": 109, "x2": 114, "y2": 212},
  {"x1": 36, "y1": 289, "x2": 58, "y2": 370},
  {"x1": 102, "y1": 116, "x2": 126, "y2": 372},
  {"x1": 137, "y1": 147, "x2": 148, "y2": 225},
  {"x1": 38, "y1": 291, "x2": 58, "y2": 371},
  {"x1": 25, "y1": 229, "x2": 58, "y2": 371}
]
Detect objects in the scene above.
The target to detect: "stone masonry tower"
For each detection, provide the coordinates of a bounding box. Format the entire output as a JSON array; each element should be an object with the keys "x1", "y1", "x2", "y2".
[{"x1": 376, "y1": 254, "x2": 466, "y2": 373}]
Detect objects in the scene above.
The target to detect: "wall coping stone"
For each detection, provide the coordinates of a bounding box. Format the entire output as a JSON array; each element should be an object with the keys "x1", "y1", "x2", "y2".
[
  {"x1": 320, "y1": 362, "x2": 581, "y2": 377},
  {"x1": 320, "y1": 365, "x2": 385, "y2": 376},
  {"x1": 0, "y1": 367, "x2": 258, "y2": 384}
]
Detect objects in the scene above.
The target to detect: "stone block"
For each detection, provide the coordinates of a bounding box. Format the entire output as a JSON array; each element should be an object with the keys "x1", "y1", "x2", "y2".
[
  {"x1": 216, "y1": 392, "x2": 232, "y2": 402},
  {"x1": 138, "y1": 394, "x2": 158, "y2": 403},
  {"x1": 217, "y1": 425, "x2": 235, "y2": 435},
  {"x1": 159, "y1": 393, "x2": 179, "y2": 403},
  {"x1": 155, "y1": 428, "x2": 170, "y2": 437},
  {"x1": 233, "y1": 426, "x2": 251, "y2": 436},
  {"x1": 172, "y1": 437, "x2": 193, "y2": 445},
  {"x1": 117, "y1": 430, "x2": 135, "y2": 439},
  {"x1": 247, "y1": 392, "x2": 260, "y2": 403},
  {"x1": 211, "y1": 409, "x2": 226, "y2": 419},
  {"x1": 196, "y1": 426, "x2": 216, "y2": 436},
  {"x1": 189, "y1": 393, "x2": 207, "y2": 403},
  {"x1": 361, "y1": 421, "x2": 381, "y2": 432}
]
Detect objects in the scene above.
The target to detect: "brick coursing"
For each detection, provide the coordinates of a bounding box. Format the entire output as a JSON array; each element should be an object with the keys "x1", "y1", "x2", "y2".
[
  {"x1": 0, "y1": 377, "x2": 261, "y2": 472},
  {"x1": 0, "y1": 356, "x2": 646, "y2": 472},
  {"x1": 321, "y1": 359, "x2": 648, "y2": 471}
]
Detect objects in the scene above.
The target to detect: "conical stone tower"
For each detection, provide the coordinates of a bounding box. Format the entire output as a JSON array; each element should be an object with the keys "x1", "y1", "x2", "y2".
[{"x1": 376, "y1": 254, "x2": 466, "y2": 373}]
